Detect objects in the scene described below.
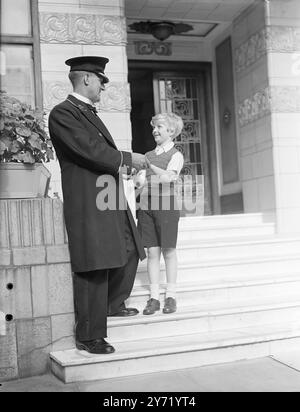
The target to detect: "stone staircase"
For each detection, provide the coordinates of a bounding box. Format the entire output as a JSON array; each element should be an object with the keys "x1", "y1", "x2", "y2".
[{"x1": 50, "y1": 213, "x2": 300, "y2": 383}]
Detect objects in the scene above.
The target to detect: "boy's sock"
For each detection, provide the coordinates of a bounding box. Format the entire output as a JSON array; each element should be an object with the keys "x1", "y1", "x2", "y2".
[
  {"x1": 150, "y1": 284, "x2": 160, "y2": 300},
  {"x1": 166, "y1": 283, "x2": 177, "y2": 299}
]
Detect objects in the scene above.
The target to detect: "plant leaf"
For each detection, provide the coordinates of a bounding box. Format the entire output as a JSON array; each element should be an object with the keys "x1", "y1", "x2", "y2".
[
  {"x1": 46, "y1": 148, "x2": 55, "y2": 160},
  {"x1": 24, "y1": 114, "x2": 34, "y2": 120},
  {"x1": 0, "y1": 140, "x2": 6, "y2": 155},
  {"x1": 0, "y1": 135, "x2": 13, "y2": 150},
  {"x1": 10, "y1": 140, "x2": 22, "y2": 153},
  {"x1": 16, "y1": 126, "x2": 31, "y2": 137},
  {"x1": 28, "y1": 132, "x2": 43, "y2": 150}
]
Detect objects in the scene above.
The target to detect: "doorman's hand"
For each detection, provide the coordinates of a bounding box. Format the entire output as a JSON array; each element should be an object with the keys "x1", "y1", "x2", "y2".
[{"x1": 132, "y1": 153, "x2": 147, "y2": 171}]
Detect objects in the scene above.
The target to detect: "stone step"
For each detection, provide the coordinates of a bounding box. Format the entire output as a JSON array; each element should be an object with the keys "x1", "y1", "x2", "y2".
[
  {"x1": 134, "y1": 213, "x2": 276, "y2": 242},
  {"x1": 128, "y1": 274, "x2": 300, "y2": 310},
  {"x1": 179, "y1": 213, "x2": 275, "y2": 228},
  {"x1": 50, "y1": 322, "x2": 300, "y2": 383},
  {"x1": 166, "y1": 236, "x2": 300, "y2": 262},
  {"x1": 106, "y1": 297, "x2": 300, "y2": 342},
  {"x1": 178, "y1": 222, "x2": 275, "y2": 241},
  {"x1": 177, "y1": 213, "x2": 276, "y2": 241},
  {"x1": 135, "y1": 253, "x2": 300, "y2": 286}
]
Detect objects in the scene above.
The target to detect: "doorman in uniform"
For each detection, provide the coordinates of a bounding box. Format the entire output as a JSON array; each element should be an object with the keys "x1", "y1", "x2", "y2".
[{"x1": 48, "y1": 56, "x2": 146, "y2": 354}]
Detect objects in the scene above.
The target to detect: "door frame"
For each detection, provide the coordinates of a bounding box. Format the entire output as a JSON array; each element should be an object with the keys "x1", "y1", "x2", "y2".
[{"x1": 128, "y1": 60, "x2": 220, "y2": 215}]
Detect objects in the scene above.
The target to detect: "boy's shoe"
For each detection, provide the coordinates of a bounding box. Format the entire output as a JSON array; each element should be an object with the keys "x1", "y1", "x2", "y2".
[
  {"x1": 163, "y1": 297, "x2": 177, "y2": 314},
  {"x1": 143, "y1": 298, "x2": 160, "y2": 315}
]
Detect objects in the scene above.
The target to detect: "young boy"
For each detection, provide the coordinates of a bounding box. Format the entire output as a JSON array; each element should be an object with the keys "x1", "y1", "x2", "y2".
[{"x1": 135, "y1": 112, "x2": 184, "y2": 315}]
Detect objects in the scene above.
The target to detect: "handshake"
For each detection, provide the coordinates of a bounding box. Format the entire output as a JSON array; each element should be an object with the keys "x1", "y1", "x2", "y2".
[{"x1": 132, "y1": 153, "x2": 151, "y2": 172}]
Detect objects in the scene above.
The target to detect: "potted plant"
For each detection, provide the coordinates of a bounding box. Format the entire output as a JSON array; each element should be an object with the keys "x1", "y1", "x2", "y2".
[{"x1": 0, "y1": 91, "x2": 54, "y2": 199}]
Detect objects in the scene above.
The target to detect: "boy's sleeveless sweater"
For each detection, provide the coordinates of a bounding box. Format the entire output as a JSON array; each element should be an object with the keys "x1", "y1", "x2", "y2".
[
  {"x1": 145, "y1": 146, "x2": 179, "y2": 197},
  {"x1": 146, "y1": 146, "x2": 178, "y2": 177}
]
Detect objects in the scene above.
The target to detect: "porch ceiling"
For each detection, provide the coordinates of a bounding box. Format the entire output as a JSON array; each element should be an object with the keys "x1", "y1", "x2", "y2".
[{"x1": 125, "y1": 0, "x2": 257, "y2": 41}]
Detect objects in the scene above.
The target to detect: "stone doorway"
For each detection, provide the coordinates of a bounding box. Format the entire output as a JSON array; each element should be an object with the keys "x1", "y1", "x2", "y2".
[{"x1": 129, "y1": 60, "x2": 218, "y2": 216}]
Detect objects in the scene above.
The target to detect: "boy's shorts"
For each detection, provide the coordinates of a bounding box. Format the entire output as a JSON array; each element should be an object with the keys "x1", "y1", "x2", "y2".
[{"x1": 137, "y1": 209, "x2": 180, "y2": 249}]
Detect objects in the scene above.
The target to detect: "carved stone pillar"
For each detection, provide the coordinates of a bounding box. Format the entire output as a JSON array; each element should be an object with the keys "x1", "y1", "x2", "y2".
[{"x1": 233, "y1": 0, "x2": 300, "y2": 233}]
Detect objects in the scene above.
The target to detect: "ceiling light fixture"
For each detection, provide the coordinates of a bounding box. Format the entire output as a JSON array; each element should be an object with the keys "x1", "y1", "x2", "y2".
[{"x1": 129, "y1": 20, "x2": 194, "y2": 41}]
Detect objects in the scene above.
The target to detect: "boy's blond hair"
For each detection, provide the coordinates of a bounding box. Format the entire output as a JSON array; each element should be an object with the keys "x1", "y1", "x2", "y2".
[{"x1": 151, "y1": 112, "x2": 184, "y2": 140}]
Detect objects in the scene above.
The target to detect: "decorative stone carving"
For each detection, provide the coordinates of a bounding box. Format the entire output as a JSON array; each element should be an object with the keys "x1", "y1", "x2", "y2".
[
  {"x1": 238, "y1": 87, "x2": 271, "y2": 127},
  {"x1": 96, "y1": 16, "x2": 127, "y2": 45},
  {"x1": 155, "y1": 42, "x2": 172, "y2": 56},
  {"x1": 134, "y1": 41, "x2": 153, "y2": 55},
  {"x1": 40, "y1": 13, "x2": 69, "y2": 43},
  {"x1": 43, "y1": 81, "x2": 130, "y2": 112},
  {"x1": 98, "y1": 82, "x2": 131, "y2": 113},
  {"x1": 43, "y1": 81, "x2": 72, "y2": 111},
  {"x1": 270, "y1": 86, "x2": 300, "y2": 113},
  {"x1": 235, "y1": 28, "x2": 267, "y2": 73},
  {"x1": 134, "y1": 41, "x2": 172, "y2": 56},
  {"x1": 70, "y1": 14, "x2": 95, "y2": 44},
  {"x1": 238, "y1": 85, "x2": 300, "y2": 127},
  {"x1": 40, "y1": 12, "x2": 126, "y2": 45},
  {"x1": 265, "y1": 26, "x2": 295, "y2": 53},
  {"x1": 234, "y1": 26, "x2": 300, "y2": 73}
]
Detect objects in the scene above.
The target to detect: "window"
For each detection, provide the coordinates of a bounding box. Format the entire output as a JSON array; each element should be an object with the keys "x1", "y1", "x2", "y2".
[{"x1": 0, "y1": 0, "x2": 42, "y2": 108}]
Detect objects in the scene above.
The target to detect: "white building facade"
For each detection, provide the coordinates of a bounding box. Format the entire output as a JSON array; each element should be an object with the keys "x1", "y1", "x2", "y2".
[{"x1": 1, "y1": 0, "x2": 300, "y2": 381}]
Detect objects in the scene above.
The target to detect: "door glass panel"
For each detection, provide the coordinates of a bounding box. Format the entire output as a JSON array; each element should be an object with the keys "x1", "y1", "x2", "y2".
[
  {"x1": 0, "y1": 0, "x2": 32, "y2": 36},
  {"x1": 155, "y1": 75, "x2": 204, "y2": 215}
]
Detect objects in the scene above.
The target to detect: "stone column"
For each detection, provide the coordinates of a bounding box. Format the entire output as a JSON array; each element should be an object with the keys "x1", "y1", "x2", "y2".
[
  {"x1": 233, "y1": 0, "x2": 300, "y2": 234},
  {"x1": 233, "y1": 1, "x2": 276, "y2": 217},
  {"x1": 266, "y1": 0, "x2": 300, "y2": 233},
  {"x1": 38, "y1": 0, "x2": 131, "y2": 198}
]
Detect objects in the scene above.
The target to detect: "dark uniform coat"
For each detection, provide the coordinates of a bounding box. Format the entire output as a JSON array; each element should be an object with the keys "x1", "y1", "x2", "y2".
[{"x1": 48, "y1": 95, "x2": 145, "y2": 273}]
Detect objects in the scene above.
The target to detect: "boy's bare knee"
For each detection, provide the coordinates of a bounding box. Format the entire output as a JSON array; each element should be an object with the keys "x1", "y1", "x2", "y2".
[
  {"x1": 148, "y1": 247, "x2": 161, "y2": 259},
  {"x1": 162, "y1": 248, "x2": 176, "y2": 259}
]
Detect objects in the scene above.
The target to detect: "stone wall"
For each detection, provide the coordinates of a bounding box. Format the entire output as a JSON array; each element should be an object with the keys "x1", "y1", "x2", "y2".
[
  {"x1": 267, "y1": 0, "x2": 300, "y2": 233},
  {"x1": 0, "y1": 199, "x2": 73, "y2": 380}
]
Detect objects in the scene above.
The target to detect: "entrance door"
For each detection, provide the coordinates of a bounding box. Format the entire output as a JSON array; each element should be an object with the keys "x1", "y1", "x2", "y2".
[{"x1": 129, "y1": 61, "x2": 217, "y2": 216}]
